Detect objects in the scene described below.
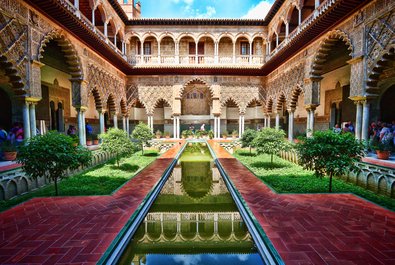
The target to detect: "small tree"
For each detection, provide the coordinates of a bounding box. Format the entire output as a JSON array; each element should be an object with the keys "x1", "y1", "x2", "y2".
[
  {"x1": 296, "y1": 130, "x2": 365, "y2": 192},
  {"x1": 132, "y1": 122, "x2": 153, "y2": 155},
  {"x1": 99, "y1": 128, "x2": 135, "y2": 167},
  {"x1": 252, "y1": 128, "x2": 290, "y2": 165},
  {"x1": 17, "y1": 131, "x2": 92, "y2": 196},
  {"x1": 241, "y1": 128, "x2": 257, "y2": 154}
]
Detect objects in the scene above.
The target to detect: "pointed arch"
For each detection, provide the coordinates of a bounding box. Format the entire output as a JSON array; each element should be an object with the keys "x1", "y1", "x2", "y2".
[
  {"x1": 181, "y1": 78, "x2": 214, "y2": 97},
  {"x1": 366, "y1": 44, "x2": 395, "y2": 96},
  {"x1": 266, "y1": 98, "x2": 274, "y2": 113},
  {"x1": 310, "y1": 30, "x2": 353, "y2": 77},
  {"x1": 289, "y1": 85, "x2": 304, "y2": 109},
  {"x1": 106, "y1": 93, "x2": 117, "y2": 114},
  {"x1": 276, "y1": 93, "x2": 287, "y2": 111},
  {"x1": 38, "y1": 30, "x2": 83, "y2": 79},
  {"x1": 88, "y1": 87, "x2": 103, "y2": 110}
]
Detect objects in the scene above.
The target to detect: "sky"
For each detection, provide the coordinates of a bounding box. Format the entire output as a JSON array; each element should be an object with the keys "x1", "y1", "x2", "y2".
[{"x1": 138, "y1": 0, "x2": 274, "y2": 19}]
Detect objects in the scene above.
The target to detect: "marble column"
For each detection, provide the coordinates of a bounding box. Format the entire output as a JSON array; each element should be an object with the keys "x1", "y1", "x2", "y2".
[
  {"x1": 122, "y1": 116, "x2": 126, "y2": 131},
  {"x1": 306, "y1": 109, "x2": 311, "y2": 136},
  {"x1": 214, "y1": 116, "x2": 217, "y2": 139},
  {"x1": 288, "y1": 108, "x2": 295, "y2": 142},
  {"x1": 126, "y1": 117, "x2": 130, "y2": 135},
  {"x1": 267, "y1": 115, "x2": 271, "y2": 128},
  {"x1": 275, "y1": 112, "x2": 280, "y2": 130},
  {"x1": 176, "y1": 116, "x2": 180, "y2": 138},
  {"x1": 23, "y1": 101, "x2": 31, "y2": 140},
  {"x1": 29, "y1": 103, "x2": 37, "y2": 137},
  {"x1": 99, "y1": 110, "x2": 105, "y2": 135},
  {"x1": 354, "y1": 100, "x2": 363, "y2": 140},
  {"x1": 217, "y1": 116, "x2": 221, "y2": 138},
  {"x1": 77, "y1": 108, "x2": 84, "y2": 146},
  {"x1": 264, "y1": 116, "x2": 267, "y2": 128},
  {"x1": 81, "y1": 110, "x2": 86, "y2": 145},
  {"x1": 361, "y1": 100, "x2": 370, "y2": 143},
  {"x1": 113, "y1": 113, "x2": 118, "y2": 129},
  {"x1": 309, "y1": 108, "x2": 315, "y2": 136},
  {"x1": 241, "y1": 115, "x2": 245, "y2": 135},
  {"x1": 173, "y1": 116, "x2": 177, "y2": 139},
  {"x1": 239, "y1": 115, "x2": 242, "y2": 137}
]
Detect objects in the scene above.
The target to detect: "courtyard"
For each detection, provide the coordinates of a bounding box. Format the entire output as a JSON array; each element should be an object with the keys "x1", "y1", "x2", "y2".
[{"x1": 1, "y1": 0, "x2": 395, "y2": 264}]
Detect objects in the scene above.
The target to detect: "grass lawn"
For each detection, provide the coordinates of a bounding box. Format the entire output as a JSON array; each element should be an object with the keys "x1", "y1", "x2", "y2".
[
  {"x1": 0, "y1": 150, "x2": 158, "y2": 212},
  {"x1": 234, "y1": 150, "x2": 395, "y2": 211}
]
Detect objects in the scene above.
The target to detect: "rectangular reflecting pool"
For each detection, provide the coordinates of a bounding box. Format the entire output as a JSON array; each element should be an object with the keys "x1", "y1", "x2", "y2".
[{"x1": 117, "y1": 143, "x2": 265, "y2": 265}]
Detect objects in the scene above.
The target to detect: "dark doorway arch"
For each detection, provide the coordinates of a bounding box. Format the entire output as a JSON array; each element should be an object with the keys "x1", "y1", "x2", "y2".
[
  {"x1": 380, "y1": 85, "x2": 395, "y2": 122},
  {"x1": 0, "y1": 87, "x2": 12, "y2": 130}
]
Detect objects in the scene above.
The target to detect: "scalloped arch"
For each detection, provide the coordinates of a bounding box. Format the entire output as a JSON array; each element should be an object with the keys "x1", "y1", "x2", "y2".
[
  {"x1": 38, "y1": 30, "x2": 83, "y2": 79},
  {"x1": 310, "y1": 30, "x2": 353, "y2": 77}
]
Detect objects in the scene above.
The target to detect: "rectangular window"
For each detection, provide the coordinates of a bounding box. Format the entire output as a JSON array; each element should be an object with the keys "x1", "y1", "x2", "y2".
[
  {"x1": 144, "y1": 42, "x2": 151, "y2": 55},
  {"x1": 240, "y1": 42, "x2": 250, "y2": 55},
  {"x1": 189, "y1": 42, "x2": 205, "y2": 54}
]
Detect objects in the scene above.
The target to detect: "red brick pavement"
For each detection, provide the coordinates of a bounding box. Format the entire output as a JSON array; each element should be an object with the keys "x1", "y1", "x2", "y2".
[
  {"x1": 0, "y1": 144, "x2": 183, "y2": 265},
  {"x1": 208, "y1": 141, "x2": 395, "y2": 265}
]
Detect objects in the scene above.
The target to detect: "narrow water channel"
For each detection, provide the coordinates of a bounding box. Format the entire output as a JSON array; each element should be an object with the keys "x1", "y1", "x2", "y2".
[{"x1": 118, "y1": 143, "x2": 265, "y2": 265}]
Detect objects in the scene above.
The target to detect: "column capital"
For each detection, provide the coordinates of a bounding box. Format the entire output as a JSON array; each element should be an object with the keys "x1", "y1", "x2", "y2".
[
  {"x1": 349, "y1": 96, "x2": 366, "y2": 103},
  {"x1": 287, "y1": 107, "x2": 296, "y2": 113},
  {"x1": 75, "y1": 106, "x2": 88, "y2": 112},
  {"x1": 25, "y1": 97, "x2": 42, "y2": 104},
  {"x1": 346, "y1": 55, "x2": 364, "y2": 65},
  {"x1": 31, "y1": 59, "x2": 45, "y2": 68},
  {"x1": 305, "y1": 104, "x2": 318, "y2": 111},
  {"x1": 304, "y1": 76, "x2": 323, "y2": 84}
]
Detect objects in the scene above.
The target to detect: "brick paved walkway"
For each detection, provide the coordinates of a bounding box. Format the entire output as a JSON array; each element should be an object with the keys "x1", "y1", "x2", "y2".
[
  {"x1": 0, "y1": 143, "x2": 183, "y2": 265},
  {"x1": 208, "y1": 141, "x2": 395, "y2": 265}
]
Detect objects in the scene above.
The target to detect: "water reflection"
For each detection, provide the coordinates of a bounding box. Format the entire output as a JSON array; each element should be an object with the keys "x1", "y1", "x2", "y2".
[{"x1": 117, "y1": 144, "x2": 264, "y2": 265}]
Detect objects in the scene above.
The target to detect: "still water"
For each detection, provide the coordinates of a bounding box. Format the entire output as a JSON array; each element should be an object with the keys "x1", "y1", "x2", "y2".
[{"x1": 118, "y1": 143, "x2": 264, "y2": 265}]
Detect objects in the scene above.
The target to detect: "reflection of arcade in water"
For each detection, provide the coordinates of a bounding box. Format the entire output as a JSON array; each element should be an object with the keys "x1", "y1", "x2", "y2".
[{"x1": 118, "y1": 144, "x2": 264, "y2": 265}]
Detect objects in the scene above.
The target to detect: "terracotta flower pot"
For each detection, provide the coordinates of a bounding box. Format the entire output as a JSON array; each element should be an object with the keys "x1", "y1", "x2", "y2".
[
  {"x1": 3, "y1": 151, "x2": 17, "y2": 161},
  {"x1": 376, "y1": 150, "x2": 391, "y2": 160},
  {"x1": 93, "y1": 139, "x2": 99, "y2": 145},
  {"x1": 86, "y1": 140, "x2": 92, "y2": 146}
]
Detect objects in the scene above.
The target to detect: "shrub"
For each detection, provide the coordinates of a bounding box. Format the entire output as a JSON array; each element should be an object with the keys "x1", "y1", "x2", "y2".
[
  {"x1": 100, "y1": 128, "x2": 136, "y2": 167},
  {"x1": 240, "y1": 128, "x2": 257, "y2": 154},
  {"x1": 252, "y1": 128, "x2": 291, "y2": 165},
  {"x1": 208, "y1": 130, "x2": 214, "y2": 139},
  {"x1": 17, "y1": 131, "x2": 92, "y2": 195},
  {"x1": 296, "y1": 130, "x2": 365, "y2": 192},
  {"x1": 131, "y1": 122, "x2": 153, "y2": 155}
]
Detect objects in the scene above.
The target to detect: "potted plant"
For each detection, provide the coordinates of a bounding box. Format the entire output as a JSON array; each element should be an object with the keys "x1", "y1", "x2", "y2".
[
  {"x1": 232, "y1": 130, "x2": 238, "y2": 139},
  {"x1": 370, "y1": 135, "x2": 394, "y2": 160},
  {"x1": 155, "y1": 130, "x2": 162, "y2": 139},
  {"x1": 195, "y1": 130, "x2": 202, "y2": 139},
  {"x1": 181, "y1": 130, "x2": 188, "y2": 139},
  {"x1": 222, "y1": 131, "x2": 228, "y2": 139},
  {"x1": 1, "y1": 140, "x2": 17, "y2": 161},
  {"x1": 92, "y1": 134, "x2": 99, "y2": 145},
  {"x1": 187, "y1": 130, "x2": 194, "y2": 139},
  {"x1": 70, "y1": 134, "x2": 79, "y2": 146},
  {"x1": 164, "y1": 131, "x2": 170, "y2": 139},
  {"x1": 201, "y1": 130, "x2": 208, "y2": 139},
  {"x1": 208, "y1": 130, "x2": 214, "y2": 139},
  {"x1": 86, "y1": 134, "x2": 93, "y2": 146}
]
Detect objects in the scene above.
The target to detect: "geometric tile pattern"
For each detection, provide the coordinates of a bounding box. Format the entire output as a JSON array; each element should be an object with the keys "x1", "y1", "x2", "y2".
[
  {"x1": 0, "y1": 144, "x2": 182, "y2": 264},
  {"x1": 208, "y1": 141, "x2": 395, "y2": 265}
]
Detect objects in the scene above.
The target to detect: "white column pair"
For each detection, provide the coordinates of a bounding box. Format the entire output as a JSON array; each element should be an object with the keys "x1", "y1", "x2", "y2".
[
  {"x1": 22, "y1": 100, "x2": 39, "y2": 140},
  {"x1": 275, "y1": 112, "x2": 280, "y2": 130},
  {"x1": 306, "y1": 106, "x2": 316, "y2": 138},
  {"x1": 214, "y1": 116, "x2": 221, "y2": 139},
  {"x1": 288, "y1": 108, "x2": 295, "y2": 142},
  {"x1": 173, "y1": 116, "x2": 180, "y2": 139},
  {"x1": 239, "y1": 115, "x2": 245, "y2": 137},
  {"x1": 77, "y1": 108, "x2": 86, "y2": 146},
  {"x1": 147, "y1": 115, "x2": 154, "y2": 132}
]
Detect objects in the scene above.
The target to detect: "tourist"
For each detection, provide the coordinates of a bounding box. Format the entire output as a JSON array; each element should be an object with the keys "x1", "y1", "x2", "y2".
[
  {"x1": 67, "y1": 125, "x2": 76, "y2": 135},
  {"x1": 86, "y1": 123, "x2": 93, "y2": 135},
  {"x1": 348, "y1": 121, "x2": 355, "y2": 133},
  {"x1": 333, "y1": 124, "x2": 341, "y2": 134},
  {"x1": 343, "y1": 123, "x2": 351, "y2": 133},
  {"x1": 15, "y1": 123, "x2": 24, "y2": 145},
  {"x1": 0, "y1": 126, "x2": 7, "y2": 144},
  {"x1": 379, "y1": 123, "x2": 391, "y2": 142},
  {"x1": 200, "y1": 123, "x2": 205, "y2": 131}
]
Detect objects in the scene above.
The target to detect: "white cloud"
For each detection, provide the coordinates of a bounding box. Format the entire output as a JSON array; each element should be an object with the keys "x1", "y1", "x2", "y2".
[
  {"x1": 173, "y1": 255, "x2": 202, "y2": 265},
  {"x1": 242, "y1": 1, "x2": 272, "y2": 19},
  {"x1": 184, "y1": 5, "x2": 217, "y2": 18}
]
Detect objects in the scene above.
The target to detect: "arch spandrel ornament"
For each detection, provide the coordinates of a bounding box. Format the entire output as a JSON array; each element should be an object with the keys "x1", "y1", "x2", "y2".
[{"x1": 138, "y1": 85, "x2": 173, "y2": 115}]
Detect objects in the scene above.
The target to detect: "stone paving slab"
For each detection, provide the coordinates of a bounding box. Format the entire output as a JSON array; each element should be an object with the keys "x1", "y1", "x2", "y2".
[
  {"x1": 0, "y1": 143, "x2": 184, "y2": 264},
  {"x1": 208, "y1": 141, "x2": 395, "y2": 265}
]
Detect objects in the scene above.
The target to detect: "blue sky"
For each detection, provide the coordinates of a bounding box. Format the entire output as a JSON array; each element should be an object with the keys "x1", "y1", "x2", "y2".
[{"x1": 139, "y1": 0, "x2": 274, "y2": 19}]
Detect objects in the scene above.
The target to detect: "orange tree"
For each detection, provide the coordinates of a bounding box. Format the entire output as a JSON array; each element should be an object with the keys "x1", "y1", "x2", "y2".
[
  {"x1": 296, "y1": 130, "x2": 365, "y2": 192},
  {"x1": 17, "y1": 131, "x2": 92, "y2": 196}
]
